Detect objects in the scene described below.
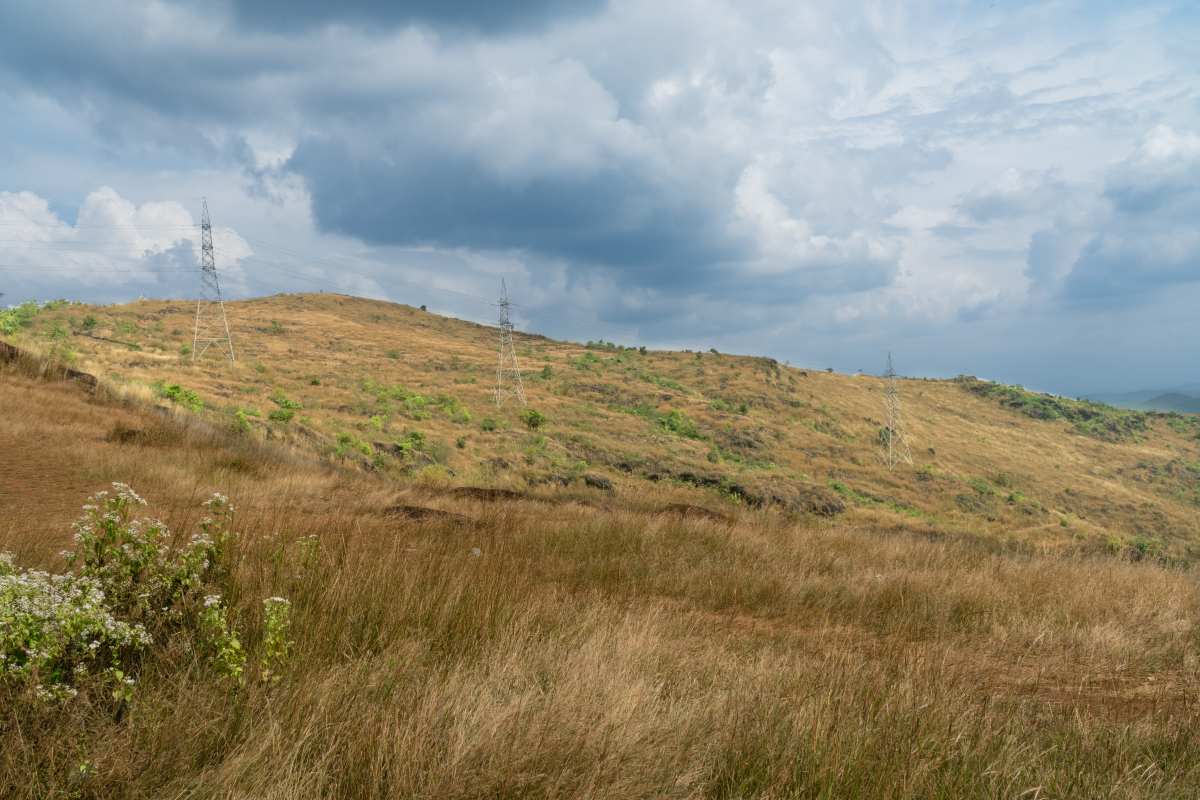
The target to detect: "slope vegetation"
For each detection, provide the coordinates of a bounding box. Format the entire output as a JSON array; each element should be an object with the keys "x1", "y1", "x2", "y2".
[
  {"x1": 2, "y1": 302, "x2": 1200, "y2": 798},
  {"x1": 8, "y1": 292, "x2": 1200, "y2": 559}
]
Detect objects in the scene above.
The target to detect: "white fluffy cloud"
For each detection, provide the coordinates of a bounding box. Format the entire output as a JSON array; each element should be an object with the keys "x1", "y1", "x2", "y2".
[{"x1": 0, "y1": 187, "x2": 251, "y2": 297}]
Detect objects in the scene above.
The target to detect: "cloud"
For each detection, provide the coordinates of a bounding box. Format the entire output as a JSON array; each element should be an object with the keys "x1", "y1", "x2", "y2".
[
  {"x1": 958, "y1": 168, "x2": 1067, "y2": 223},
  {"x1": 0, "y1": 187, "x2": 251, "y2": 300},
  {"x1": 1025, "y1": 126, "x2": 1200, "y2": 305},
  {"x1": 227, "y1": 0, "x2": 607, "y2": 34}
]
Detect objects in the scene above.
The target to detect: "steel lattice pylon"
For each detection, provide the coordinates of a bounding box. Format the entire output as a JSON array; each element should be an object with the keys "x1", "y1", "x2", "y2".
[
  {"x1": 881, "y1": 352, "x2": 913, "y2": 469},
  {"x1": 494, "y1": 278, "x2": 526, "y2": 407},
  {"x1": 191, "y1": 199, "x2": 236, "y2": 363}
]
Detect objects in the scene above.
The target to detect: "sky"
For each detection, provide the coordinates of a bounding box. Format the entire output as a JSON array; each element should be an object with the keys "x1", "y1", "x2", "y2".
[{"x1": 0, "y1": 0, "x2": 1197, "y2": 395}]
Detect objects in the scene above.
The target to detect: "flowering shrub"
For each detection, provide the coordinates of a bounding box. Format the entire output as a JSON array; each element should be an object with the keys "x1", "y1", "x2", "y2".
[
  {"x1": 1, "y1": 484, "x2": 292, "y2": 704},
  {"x1": 63, "y1": 484, "x2": 229, "y2": 626},
  {"x1": 0, "y1": 567, "x2": 150, "y2": 701}
]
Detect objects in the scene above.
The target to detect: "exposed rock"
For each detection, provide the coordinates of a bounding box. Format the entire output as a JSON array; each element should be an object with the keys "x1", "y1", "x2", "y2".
[
  {"x1": 583, "y1": 473, "x2": 613, "y2": 491},
  {"x1": 786, "y1": 486, "x2": 846, "y2": 517},
  {"x1": 527, "y1": 474, "x2": 574, "y2": 488}
]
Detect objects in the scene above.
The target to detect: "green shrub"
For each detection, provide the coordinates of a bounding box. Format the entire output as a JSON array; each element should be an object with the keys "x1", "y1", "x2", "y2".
[
  {"x1": 658, "y1": 409, "x2": 701, "y2": 439},
  {"x1": 81, "y1": 315, "x2": 98, "y2": 332},
  {"x1": 481, "y1": 417, "x2": 498, "y2": 432},
  {"x1": 521, "y1": 408, "x2": 546, "y2": 430},
  {"x1": 956, "y1": 376, "x2": 1148, "y2": 441},
  {"x1": 436, "y1": 395, "x2": 472, "y2": 424},
  {"x1": 1, "y1": 484, "x2": 291, "y2": 704},
  {"x1": 232, "y1": 408, "x2": 256, "y2": 433},
  {"x1": 268, "y1": 408, "x2": 295, "y2": 424},
  {"x1": 1, "y1": 559, "x2": 150, "y2": 702},
  {"x1": 570, "y1": 352, "x2": 601, "y2": 370},
  {"x1": 335, "y1": 433, "x2": 373, "y2": 459},
  {"x1": 0, "y1": 301, "x2": 41, "y2": 335},
  {"x1": 269, "y1": 390, "x2": 302, "y2": 410},
  {"x1": 153, "y1": 382, "x2": 204, "y2": 413}
]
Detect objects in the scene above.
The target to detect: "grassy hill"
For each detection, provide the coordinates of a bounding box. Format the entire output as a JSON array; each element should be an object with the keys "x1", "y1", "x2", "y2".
[
  {"x1": 3, "y1": 294, "x2": 1200, "y2": 798},
  {"x1": 7, "y1": 292, "x2": 1200, "y2": 559}
]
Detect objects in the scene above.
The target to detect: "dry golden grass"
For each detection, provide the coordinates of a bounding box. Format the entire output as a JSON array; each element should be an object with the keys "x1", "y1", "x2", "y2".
[
  {"x1": 2, "y1": 346, "x2": 1200, "y2": 798},
  {"x1": 11, "y1": 292, "x2": 1200, "y2": 560}
]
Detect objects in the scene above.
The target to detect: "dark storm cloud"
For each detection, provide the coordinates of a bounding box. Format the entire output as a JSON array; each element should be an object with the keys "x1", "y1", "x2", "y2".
[
  {"x1": 0, "y1": 2, "x2": 290, "y2": 120},
  {"x1": 228, "y1": 0, "x2": 607, "y2": 34},
  {"x1": 287, "y1": 135, "x2": 747, "y2": 288}
]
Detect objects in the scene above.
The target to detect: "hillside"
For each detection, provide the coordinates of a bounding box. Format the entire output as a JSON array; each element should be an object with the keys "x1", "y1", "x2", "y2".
[
  {"x1": 3, "y1": 297, "x2": 1200, "y2": 798},
  {"x1": 7, "y1": 292, "x2": 1200, "y2": 559}
]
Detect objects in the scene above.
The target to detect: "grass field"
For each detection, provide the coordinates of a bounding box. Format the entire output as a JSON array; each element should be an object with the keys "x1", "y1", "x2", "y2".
[{"x1": 2, "y1": 296, "x2": 1200, "y2": 798}]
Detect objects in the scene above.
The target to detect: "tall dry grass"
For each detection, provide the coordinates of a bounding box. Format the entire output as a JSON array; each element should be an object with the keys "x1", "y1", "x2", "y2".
[{"x1": 3, "y1": 355, "x2": 1200, "y2": 798}]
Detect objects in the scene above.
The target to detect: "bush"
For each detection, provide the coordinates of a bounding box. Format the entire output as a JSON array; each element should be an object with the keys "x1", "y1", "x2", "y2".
[
  {"x1": 0, "y1": 301, "x2": 40, "y2": 336},
  {"x1": 658, "y1": 409, "x2": 701, "y2": 439},
  {"x1": 2, "y1": 485, "x2": 290, "y2": 704},
  {"x1": 335, "y1": 433, "x2": 373, "y2": 459},
  {"x1": 521, "y1": 408, "x2": 546, "y2": 430},
  {"x1": 956, "y1": 376, "x2": 1148, "y2": 442},
  {"x1": 481, "y1": 417, "x2": 497, "y2": 432},
  {"x1": 269, "y1": 390, "x2": 302, "y2": 411},
  {"x1": 1, "y1": 562, "x2": 150, "y2": 702},
  {"x1": 232, "y1": 408, "x2": 257, "y2": 433},
  {"x1": 154, "y1": 382, "x2": 204, "y2": 413},
  {"x1": 268, "y1": 408, "x2": 295, "y2": 424}
]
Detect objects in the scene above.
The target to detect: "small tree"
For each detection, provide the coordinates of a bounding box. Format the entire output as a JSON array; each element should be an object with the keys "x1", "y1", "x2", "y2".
[{"x1": 521, "y1": 409, "x2": 546, "y2": 430}]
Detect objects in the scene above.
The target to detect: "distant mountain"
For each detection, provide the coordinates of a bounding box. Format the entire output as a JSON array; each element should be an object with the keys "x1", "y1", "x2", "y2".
[
  {"x1": 1144, "y1": 393, "x2": 1200, "y2": 414},
  {"x1": 1086, "y1": 386, "x2": 1200, "y2": 413}
]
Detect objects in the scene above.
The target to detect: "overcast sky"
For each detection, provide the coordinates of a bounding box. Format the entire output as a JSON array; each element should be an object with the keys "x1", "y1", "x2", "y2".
[{"x1": 0, "y1": 0, "x2": 1197, "y2": 394}]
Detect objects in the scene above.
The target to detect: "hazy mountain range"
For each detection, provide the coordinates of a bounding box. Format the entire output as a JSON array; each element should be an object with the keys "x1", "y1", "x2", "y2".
[{"x1": 1086, "y1": 384, "x2": 1200, "y2": 413}]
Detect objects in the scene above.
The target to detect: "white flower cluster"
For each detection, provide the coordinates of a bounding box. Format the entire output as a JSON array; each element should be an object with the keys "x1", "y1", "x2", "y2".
[{"x1": 1, "y1": 569, "x2": 151, "y2": 697}]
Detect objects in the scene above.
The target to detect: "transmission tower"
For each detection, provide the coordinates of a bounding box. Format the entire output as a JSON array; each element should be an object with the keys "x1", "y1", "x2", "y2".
[
  {"x1": 191, "y1": 199, "x2": 236, "y2": 363},
  {"x1": 494, "y1": 278, "x2": 526, "y2": 407},
  {"x1": 881, "y1": 352, "x2": 913, "y2": 469}
]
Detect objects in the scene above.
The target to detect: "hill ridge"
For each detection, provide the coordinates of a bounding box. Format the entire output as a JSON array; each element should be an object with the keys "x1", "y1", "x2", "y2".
[{"x1": 5, "y1": 291, "x2": 1200, "y2": 559}]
